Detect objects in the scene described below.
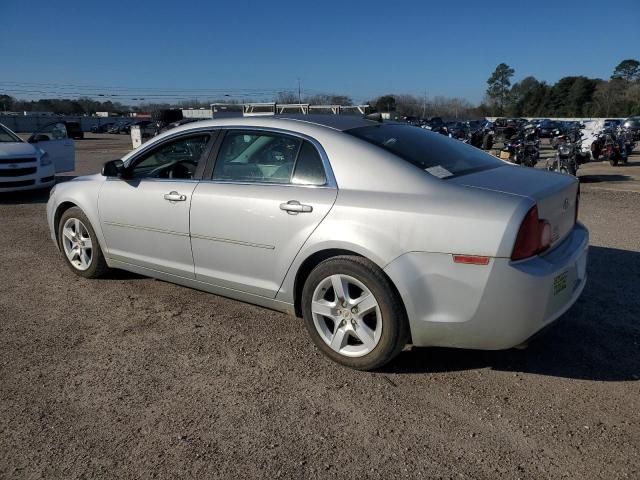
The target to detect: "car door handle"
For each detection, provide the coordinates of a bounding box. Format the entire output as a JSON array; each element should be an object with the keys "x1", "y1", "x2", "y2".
[
  {"x1": 164, "y1": 191, "x2": 187, "y2": 202},
  {"x1": 280, "y1": 200, "x2": 313, "y2": 214}
]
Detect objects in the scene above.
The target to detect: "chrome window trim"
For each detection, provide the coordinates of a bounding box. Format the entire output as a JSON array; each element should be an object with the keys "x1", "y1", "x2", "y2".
[
  {"x1": 106, "y1": 177, "x2": 201, "y2": 184},
  {"x1": 197, "y1": 179, "x2": 334, "y2": 189},
  {"x1": 206, "y1": 126, "x2": 338, "y2": 189}
]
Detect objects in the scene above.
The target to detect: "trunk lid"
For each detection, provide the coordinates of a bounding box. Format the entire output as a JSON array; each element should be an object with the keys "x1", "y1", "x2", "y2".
[{"x1": 450, "y1": 164, "x2": 578, "y2": 248}]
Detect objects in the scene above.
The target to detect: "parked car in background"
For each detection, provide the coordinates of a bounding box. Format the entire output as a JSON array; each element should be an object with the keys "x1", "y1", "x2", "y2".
[
  {"x1": 445, "y1": 121, "x2": 468, "y2": 139},
  {"x1": 108, "y1": 121, "x2": 131, "y2": 134},
  {"x1": 421, "y1": 117, "x2": 444, "y2": 130},
  {"x1": 91, "y1": 122, "x2": 115, "y2": 133},
  {"x1": 122, "y1": 120, "x2": 152, "y2": 135},
  {"x1": 538, "y1": 120, "x2": 562, "y2": 138},
  {"x1": 0, "y1": 122, "x2": 74, "y2": 192},
  {"x1": 65, "y1": 121, "x2": 84, "y2": 140},
  {"x1": 47, "y1": 115, "x2": 588, "y2": 370}
]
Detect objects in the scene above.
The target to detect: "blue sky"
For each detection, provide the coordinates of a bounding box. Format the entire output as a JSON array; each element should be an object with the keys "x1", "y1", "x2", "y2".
[{"x1": 1, "y1": 0, "x2": 639, "y2": 105}]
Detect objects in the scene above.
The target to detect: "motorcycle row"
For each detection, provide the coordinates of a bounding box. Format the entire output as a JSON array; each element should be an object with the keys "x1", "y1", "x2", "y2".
[
  {"x1": 427, "y1": 118, "x2": 636, "y2": 177},
  {"x1": 588, "y1": 127, "x2": 635, "y2": 167}
]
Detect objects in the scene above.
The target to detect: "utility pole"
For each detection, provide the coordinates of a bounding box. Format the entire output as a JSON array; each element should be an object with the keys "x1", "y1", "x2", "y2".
[
  {"x1": 297, "y1": 78, "x2": 301, "y2": 104},
  {"x1": 422, "y1": 90, "x2": 427, "y2": 119}
]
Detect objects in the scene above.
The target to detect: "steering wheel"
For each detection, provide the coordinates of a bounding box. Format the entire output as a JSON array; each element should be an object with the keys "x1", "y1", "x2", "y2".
[
  {"x1": 168, "y1": 160, "x2": 198, "y2": 179},
  {"x1": 145, "y1": 159, "x2": 196, "y2": 179}
]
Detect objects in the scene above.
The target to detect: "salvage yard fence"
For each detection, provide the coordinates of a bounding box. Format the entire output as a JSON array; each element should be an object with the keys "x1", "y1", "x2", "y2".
[{"x1": 0, "y1": 115, "x2": 129, "y2": 133}]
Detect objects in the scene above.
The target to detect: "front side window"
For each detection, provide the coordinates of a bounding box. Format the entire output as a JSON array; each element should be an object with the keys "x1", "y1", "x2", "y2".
[
  {"x1": 346, "y1": 124, "x2": 502, "y2": 178},
  {"x1": 128, "y1": 134, "x2": 210, "y2": 179}
]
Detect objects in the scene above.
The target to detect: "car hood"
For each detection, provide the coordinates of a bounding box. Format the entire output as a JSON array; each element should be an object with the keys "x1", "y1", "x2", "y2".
[
  {"x1": 70, "y1": 173, "x2": 104, "y2": 182},
  {"x1": 0, "y1": 142, "x2": 38, "y2": 157}
]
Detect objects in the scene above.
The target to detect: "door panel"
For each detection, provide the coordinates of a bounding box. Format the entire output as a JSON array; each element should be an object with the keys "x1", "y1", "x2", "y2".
[
  {"x1": 30, "y1": 122, "x2": 75, "y2": 172},
  {"x1": 99, "y1": 179, "x2": 198, "y2": 277},
  {"x1": 190, "y1": 183, "x2": 337, "y2": 297},
  {"x1": 38, "y1": 139, "x2": 75, "y2": 173}
]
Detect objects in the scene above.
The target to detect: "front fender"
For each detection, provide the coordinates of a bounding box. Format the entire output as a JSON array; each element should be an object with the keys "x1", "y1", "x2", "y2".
[{"x1": 46, "y1": 176, "x2": 109, "y2": 261}]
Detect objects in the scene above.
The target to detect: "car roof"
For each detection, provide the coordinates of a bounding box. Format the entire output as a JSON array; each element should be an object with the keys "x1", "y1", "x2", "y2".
[
  {"x1": 141, "y1": 114, "x2": 383, "y2": 141},
  {"x1": 269, "y1": 114, "x2": 381, "y2": 131}
]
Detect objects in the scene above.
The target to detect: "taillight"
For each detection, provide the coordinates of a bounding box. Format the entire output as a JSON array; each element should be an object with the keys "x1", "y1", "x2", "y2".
[{"x1": 511, "y1": 205, "x2": 552, "y2": 261}]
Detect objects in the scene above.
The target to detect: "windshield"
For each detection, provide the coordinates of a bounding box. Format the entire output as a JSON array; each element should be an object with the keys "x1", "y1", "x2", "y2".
[
  {"x1": 346, "y1": 124, "x2": 502, "y2": 178},
  {"x1": 0, "y1": 124, "x2": 23, "y2": 143}
]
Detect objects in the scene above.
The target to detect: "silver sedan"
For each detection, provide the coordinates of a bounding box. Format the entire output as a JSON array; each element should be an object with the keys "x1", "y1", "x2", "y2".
[{"x1": 46, "y1": 115, "x2": 588, "y2": 370}]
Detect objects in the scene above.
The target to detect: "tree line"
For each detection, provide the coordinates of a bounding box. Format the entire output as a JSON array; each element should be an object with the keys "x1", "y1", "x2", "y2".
[
  {"x1": 2, "y1": 59, "x2": 638, "y2": 119},
  {"x1": 0, "y1": 95, "x2": 131, "y2": 116},
  {"x1": 483, "y1": 59, "x2": 640, "y2": 118}
]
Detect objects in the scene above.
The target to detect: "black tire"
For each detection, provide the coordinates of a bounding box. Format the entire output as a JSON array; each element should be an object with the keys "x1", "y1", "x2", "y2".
[
  {"x1": 301, "y1": 255, "x2": 409, "y2": 371},
  {"x1": 481, "y1": 133, "x2": 491, "y2": 150},
  {"x1": 57, "y1": 207, "x2": 110, "y2": 278}
]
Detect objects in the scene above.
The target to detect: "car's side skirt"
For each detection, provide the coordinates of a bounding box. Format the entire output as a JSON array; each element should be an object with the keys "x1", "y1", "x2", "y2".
[{"x1": 108, "y1": 259, "x2": 297, "y2": 317}]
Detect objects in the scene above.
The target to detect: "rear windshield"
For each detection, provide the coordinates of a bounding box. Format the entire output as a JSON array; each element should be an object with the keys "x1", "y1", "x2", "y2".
[{"x1": 346, "y1": 124, "x2": 502, "y2": 178}]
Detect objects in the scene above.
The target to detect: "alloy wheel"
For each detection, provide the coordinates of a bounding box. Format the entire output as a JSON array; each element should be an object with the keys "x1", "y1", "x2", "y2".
[
  {"x1": 62, "y1": 218, "x2": 93, "y2": 271},
  {"x1": 311, "y1": 274, "x2": 382, "y2": 357}
]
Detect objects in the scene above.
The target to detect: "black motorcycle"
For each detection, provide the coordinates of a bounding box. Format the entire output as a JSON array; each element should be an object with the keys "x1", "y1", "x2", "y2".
[
  {"x1": 499, "y1": 127, "x2": 539, "y2": 167},
  {"x1": 618, "y1": 127, "x2": 636, "y2": 156},
  {"x1": 500, "y1": 138, "x2": 538, "y2": 167},
  {"x1": 591, "y1": 129, "x2": 625, "y2": 166},
  {"x1": 465, "y1": 124, "x2": 494, "y2": 150},
  {"x1": 547, "y1": 131, "x2": 589, "y2": 176}
]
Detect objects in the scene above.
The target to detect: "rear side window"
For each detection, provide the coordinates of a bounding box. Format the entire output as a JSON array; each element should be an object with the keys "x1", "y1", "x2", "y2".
[
  {"x1": 292, "y1": 141, "x2": 326, "y2": 186},
  {"x1": 346, "y1": 124, "x2": 502, "y2": 178},
  {"x1": 213, "y1": 131, "x2": 327, "y2": 185},
  {"x1": 213, "y1": 131, "x2": 301, "y2": 183}
]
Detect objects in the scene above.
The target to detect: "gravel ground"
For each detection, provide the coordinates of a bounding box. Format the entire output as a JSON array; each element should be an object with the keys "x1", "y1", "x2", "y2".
[{"x1": 1, "y1": 134, "x2": 639, "y2": 479}]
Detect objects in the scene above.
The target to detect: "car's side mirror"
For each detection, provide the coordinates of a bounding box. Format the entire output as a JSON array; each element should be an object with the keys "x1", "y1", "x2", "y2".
[{"x1": 102, "y1": 159, "x2": 125, "y2": 177}]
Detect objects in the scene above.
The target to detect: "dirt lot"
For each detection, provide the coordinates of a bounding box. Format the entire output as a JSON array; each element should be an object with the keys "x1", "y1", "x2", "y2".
[{"x1": 1, "y1": 134, "x2": 639, "y2": 479}]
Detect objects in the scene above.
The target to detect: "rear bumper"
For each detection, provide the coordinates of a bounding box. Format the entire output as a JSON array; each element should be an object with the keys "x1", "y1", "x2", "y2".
[{"x1": 384, "y1": 223, "x2": 589, "y2": 350}]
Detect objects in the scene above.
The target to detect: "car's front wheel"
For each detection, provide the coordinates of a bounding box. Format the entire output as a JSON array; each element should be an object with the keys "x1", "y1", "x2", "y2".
[
  {"x1": 58, "y1": 207, "x2": 109, "y2": 278},
  {"x1": 301, "y1": 256, "x2": 409, "y2": 370}
]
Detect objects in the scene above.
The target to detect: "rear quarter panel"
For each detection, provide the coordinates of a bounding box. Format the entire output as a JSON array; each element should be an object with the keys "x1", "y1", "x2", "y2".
[{"x1": 276, "y1": 179, "x2": 529, "y2": 304}]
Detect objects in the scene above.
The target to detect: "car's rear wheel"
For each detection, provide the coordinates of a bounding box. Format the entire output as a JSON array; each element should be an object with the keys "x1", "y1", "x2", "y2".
[
  {"x1": 58, "y1": 207, "x2": 109, "y2": 278},
  {"x1": 301, "y1": 256, "x2": 409, "y2": 370}
]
